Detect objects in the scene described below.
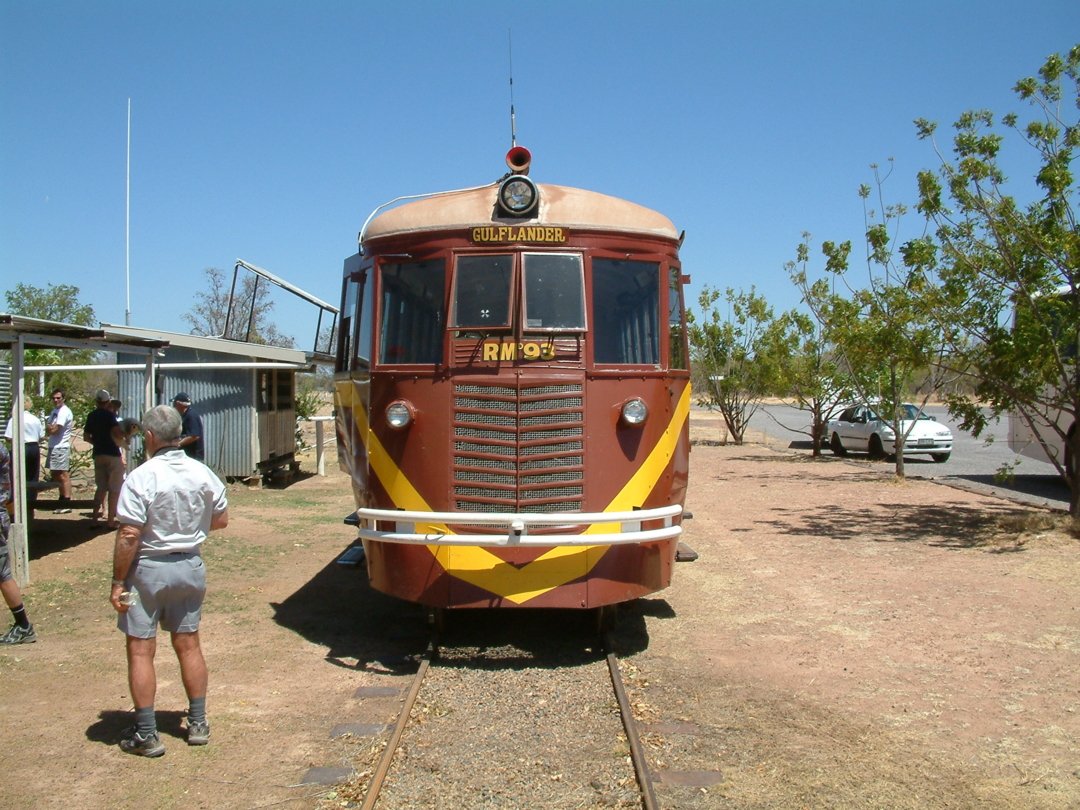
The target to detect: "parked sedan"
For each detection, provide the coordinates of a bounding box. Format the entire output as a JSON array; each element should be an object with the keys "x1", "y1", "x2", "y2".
[{"x1": 827, "y1": 403, "x2": 954, "y2": 462}]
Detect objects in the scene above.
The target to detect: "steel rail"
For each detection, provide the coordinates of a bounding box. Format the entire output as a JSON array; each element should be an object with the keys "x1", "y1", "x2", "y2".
[
  {"x1": 605, "y1": 632, "x2": 660, "y2": 810},
  {"x1": 360, "y1": 642, "x2": 434, "y2": 810}
]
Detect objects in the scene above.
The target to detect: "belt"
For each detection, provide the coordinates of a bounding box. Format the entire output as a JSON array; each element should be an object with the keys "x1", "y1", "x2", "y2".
[{"x1": 142, "y1": 550, "x2": 200, "y2": 559}]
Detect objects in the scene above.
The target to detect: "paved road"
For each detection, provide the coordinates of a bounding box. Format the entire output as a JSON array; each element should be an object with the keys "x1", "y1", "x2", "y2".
[{"x1": 742, "y1": 402, "x2": 1070, "y2": 513}]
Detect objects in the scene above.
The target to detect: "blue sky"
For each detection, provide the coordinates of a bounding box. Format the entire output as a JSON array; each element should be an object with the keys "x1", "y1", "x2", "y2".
[{"x1": 2, "y1": 1, "x2": 1076, "y2": 349}]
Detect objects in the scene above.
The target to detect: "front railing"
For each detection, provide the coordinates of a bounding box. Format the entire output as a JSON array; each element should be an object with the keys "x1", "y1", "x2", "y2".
[{"x1": 354, "y1": 504, "x2": 683, "y2": 547}]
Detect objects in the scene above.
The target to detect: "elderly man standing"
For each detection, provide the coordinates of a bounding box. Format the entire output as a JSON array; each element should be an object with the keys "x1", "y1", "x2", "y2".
[{"x1": 110, "y1": 405, "x2": 228, "y2": 757}]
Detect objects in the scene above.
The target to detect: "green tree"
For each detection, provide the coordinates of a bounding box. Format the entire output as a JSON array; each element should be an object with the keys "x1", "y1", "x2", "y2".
[
  {"x1": 294, "y1": 373, "x2": 326, "y2": 450},
  {"x1": 689, "y1": 286, "x2": 783, "y2": 445},
  {"x1": 911, "y1": 45, "x2": 1080, "y2": 512},
  {"x1": 183, "y1": 267, "x2": 295, "y2": 348},
  {"x1": 5, "y1": 283, "x2": 95, "y2": 326},
  {"x1": 3, "y1": 283, "x2": 100, "y2": 400},
  {"x1": 792, "y1": 166, "x2": 962, "y2": 477},
  {"x1": 768, "y1": 294, "x2": 854, "y2": 457}
]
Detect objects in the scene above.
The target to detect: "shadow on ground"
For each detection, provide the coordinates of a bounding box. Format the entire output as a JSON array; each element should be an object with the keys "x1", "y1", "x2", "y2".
[
  {"x1": 86, "y1": 709, "x2": 187, "y2": 746},
  {"x1": 270, "y1": 544, "x2": 665, "y2": 672},
  {"x1": 948, "y1": 472, "x2": 1068, "y2": 509},
  {"x1": 758, "y1": 497, "x2": 1029, "y2": 549},
  {"x1": 25, "y1": 502, "x2": 113, "y2": 559}
]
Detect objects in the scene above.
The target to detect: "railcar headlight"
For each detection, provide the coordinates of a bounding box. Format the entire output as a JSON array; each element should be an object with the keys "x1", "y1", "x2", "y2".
[
  {"x1": 497, "y1": 175, "x2": 539, "y2": 216},
  {"x1": 620, "y1": 398, "x2": 648, "y2": 426},
  {"x1": 385, "y1": 400, "x2": 414, "y2": 429}
]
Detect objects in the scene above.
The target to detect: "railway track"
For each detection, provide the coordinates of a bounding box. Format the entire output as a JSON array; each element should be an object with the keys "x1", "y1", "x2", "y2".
[{"x1": 351, "y1": 612, "x2": 662, "y2": 810}]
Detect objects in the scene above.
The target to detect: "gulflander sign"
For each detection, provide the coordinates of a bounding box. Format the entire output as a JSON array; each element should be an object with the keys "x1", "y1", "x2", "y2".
[
  {"x1": 482, "y1": 341, "x2": 557, "y2": 361},
  {"x1": 471, "y1": 226, "x2": 568, "y2": 244}
]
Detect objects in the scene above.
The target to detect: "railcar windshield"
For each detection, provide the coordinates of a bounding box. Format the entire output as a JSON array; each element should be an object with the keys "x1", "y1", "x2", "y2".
[
  {"x1": 522, "y1": 253, "x2": 586, "y2": 331},
  {"x1": 451, "y1": 255, "x2": 513, "y2": 330}
]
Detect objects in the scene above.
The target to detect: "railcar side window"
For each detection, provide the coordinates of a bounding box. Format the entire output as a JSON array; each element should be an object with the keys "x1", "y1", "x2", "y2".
[
  {"x1": 338, "y1": 255, "x2": 372, "y2": 373},
  {"x1": 336, "y1": 276, "x2": 357, "y2": 373},
  {"x1": 379, "y1": 259, "x2": 445, "y2": 364},
  {"x1": 451, "y1": 255, "x2": 513, "y2": 330},
  {"x1": 356, "y1": 276, "x2": 372, "y2": 369},
  {"x1": 592, "y1": 259, "x2": 660, "y2": 365},
  {"x1": 667, "y1": 266, "x2": 687, "y2": 370},
  {"x1": 522, "y1": 253, "x2": 585, "y2": 331}
]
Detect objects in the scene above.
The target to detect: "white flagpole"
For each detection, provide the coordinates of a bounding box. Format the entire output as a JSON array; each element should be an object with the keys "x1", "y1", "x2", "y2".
[{"x1": 125, "y1": 98, "x2": 131, "y2": 325}]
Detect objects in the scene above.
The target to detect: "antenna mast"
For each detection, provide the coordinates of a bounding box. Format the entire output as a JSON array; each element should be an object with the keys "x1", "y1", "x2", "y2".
[
  {"x1": 125, "y1": 98, "x2": 131, "y2": 326},
  {"x1": 508, "y1": 30, "x2": 516, "y2": 147}
]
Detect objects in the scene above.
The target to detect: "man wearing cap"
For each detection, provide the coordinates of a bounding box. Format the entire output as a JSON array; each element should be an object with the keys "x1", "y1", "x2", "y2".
[
  {"x1": 110, "y1": 405, "x2": 228, "y2": 756},
  {"x1": 172, "y1": 393, "x2": 204, "y2": 462},
  {"x1": 84, "y1": 389, "x2": 126, "y2": 528}
]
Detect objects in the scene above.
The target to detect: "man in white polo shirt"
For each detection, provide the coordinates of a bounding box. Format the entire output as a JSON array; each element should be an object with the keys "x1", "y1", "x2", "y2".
[
  {"x1": 109, "y1": 405, "x2": 229, "y2": 757},
  {"x1": 45, "y1": 388, "x2": 74, "y2": 512}
]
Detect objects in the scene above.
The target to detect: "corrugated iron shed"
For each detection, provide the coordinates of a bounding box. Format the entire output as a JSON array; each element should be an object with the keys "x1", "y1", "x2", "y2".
[{"x1": 105, "y1": 324, "x2": 312, "y2": 480}]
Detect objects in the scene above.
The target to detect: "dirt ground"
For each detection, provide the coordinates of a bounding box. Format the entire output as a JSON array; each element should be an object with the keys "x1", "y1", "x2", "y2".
[{"x1": 1, "y1": 415, "x2": 1077, "y2": 809}]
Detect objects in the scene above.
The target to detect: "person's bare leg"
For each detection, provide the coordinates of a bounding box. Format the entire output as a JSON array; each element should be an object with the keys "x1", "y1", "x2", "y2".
[
  {"x1": 120, "y1": 635, "x2": 165, "y2": 755},
  {"x1": 172, "y1": 631, "x2": 208, "y2": 702},
  {"x1": 0, "y1": 578, "x2": 23, "y2": 610},
  {"x1": 53, "y1": 469, "x2": 71, "y2": 500},
  {"x1": 107, "y1": 488, "x2": 121, "y2": 525},
  {"x1": 126, "y1": 635, "x2": 157, "y2": 709}
]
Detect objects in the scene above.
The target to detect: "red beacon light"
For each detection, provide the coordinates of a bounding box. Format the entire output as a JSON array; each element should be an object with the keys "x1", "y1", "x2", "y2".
[{"x1": 505, "y1": 145, "x2": 532, "y2": 175}]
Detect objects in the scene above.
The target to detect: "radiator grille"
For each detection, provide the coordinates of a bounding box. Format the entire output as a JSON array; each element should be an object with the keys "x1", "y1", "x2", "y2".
[{"x1": 453, "y1": 381, "x2": 585, "y2": 517}]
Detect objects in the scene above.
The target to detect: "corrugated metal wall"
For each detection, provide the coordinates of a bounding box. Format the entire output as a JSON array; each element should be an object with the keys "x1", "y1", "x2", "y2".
[
  {"x1": 0, "y1": 365, "x2": 11, "y2": 424},
  {"x1": 117, "y1": 347, "x2": 264, "y2": 479}
]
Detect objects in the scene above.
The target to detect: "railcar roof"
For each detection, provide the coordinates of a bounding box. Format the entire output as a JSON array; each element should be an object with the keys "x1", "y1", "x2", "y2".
[{"x1": 363, "y1": 183, "x2": 679, "y2": 243}]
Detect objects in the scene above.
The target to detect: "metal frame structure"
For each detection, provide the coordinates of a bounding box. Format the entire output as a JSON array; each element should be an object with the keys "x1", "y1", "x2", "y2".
[{"x1": 0, "y1": 314, "x2": 166, "y2": 584}]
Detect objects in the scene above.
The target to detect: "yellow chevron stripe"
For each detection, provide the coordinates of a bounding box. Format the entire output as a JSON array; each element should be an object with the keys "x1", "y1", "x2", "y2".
[
  {"x1": 349, "y1": 383, "x2": 690, "y2": 604},
  {"x1": 584, "y1": 384, "x2": 692, "y2": 534},
  {"x1": 346, "y1": 387, "x2": 447, "y2": 535}
]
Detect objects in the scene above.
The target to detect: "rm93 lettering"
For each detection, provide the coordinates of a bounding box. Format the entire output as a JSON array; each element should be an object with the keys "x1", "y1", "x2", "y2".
[{"x1": 482, "y1": 341, "x2": 557, "y2": 361}]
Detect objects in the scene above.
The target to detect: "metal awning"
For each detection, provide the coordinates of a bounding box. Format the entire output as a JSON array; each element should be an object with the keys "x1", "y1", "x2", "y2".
[
  {"x1": 0, "y1": 314, "x2": 169, "y2": 353},
  {"x1": 1, "y1": 314, "x2": 169, "y2": 586}
]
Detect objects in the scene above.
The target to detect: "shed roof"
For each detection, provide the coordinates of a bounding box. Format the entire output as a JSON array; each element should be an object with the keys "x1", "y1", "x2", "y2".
[
  {"x1": 0, "y1": 314, "x2": 168, "y2": 353},
  {"x1": 102, "y1": 324, "x2": 310, "y2": 364}
]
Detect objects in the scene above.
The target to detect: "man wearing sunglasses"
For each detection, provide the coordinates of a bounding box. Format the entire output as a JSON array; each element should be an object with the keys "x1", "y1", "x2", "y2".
[{"x1": 45, "y1": 389, "x2": 74, "y2": 513}]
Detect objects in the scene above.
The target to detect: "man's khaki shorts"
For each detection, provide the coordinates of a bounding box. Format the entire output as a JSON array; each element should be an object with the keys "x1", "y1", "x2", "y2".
[{"x1": 94, "y1": 455, "x2": 125, "y2": 491}]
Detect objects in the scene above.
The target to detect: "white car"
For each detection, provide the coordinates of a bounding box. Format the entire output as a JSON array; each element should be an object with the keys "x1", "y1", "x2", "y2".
[{"x1": 827, "y1": 403, "x2": 953, "y2": 462}]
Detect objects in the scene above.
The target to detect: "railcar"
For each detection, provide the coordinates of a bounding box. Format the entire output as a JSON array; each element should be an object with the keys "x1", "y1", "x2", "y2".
[{"x1": 334, "y1": 147, "x2": 692, "y2": 614}]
